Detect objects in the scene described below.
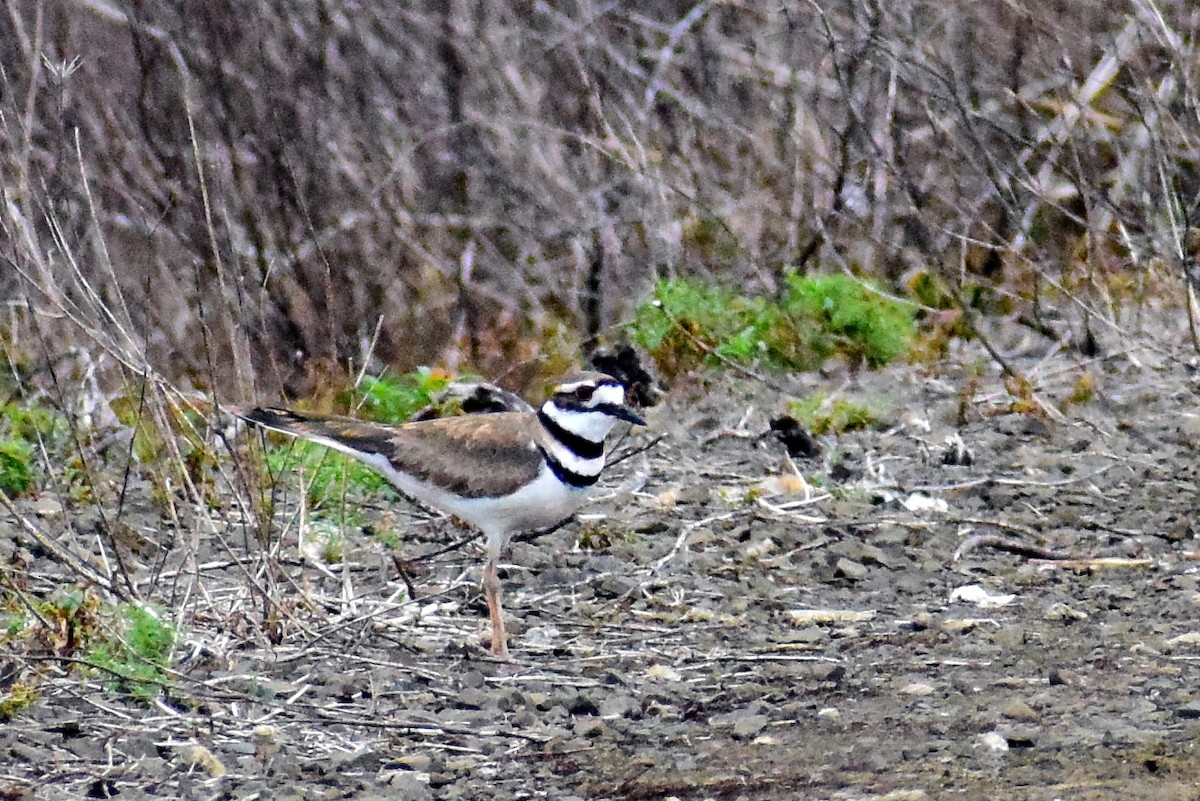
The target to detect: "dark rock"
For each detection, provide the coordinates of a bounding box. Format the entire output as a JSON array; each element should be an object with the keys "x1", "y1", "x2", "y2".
[
  {"x1": 1175, "y1": 701, "x2": 1200, "y2": 719},
  {"x1": 769, "y1": 416, "x2": 822, "y2": 459}
]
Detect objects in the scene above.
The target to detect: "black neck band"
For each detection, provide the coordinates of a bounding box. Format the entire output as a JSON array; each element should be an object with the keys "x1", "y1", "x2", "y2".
[
  {"x1": 538, "y1": 446, "x2": 600, "y2": 488},
  {"x1": 538, "y1": 409, "x2": 605, "y2": 460}
]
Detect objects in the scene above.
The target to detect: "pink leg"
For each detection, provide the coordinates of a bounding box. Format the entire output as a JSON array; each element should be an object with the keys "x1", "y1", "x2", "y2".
[{"x1": 481, "y1": 556, "x2": 511, "y2": 660}]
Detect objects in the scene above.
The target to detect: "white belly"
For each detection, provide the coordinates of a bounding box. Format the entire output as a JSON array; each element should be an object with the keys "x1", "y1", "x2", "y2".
[
  {"x1": 370, "y1": 457, "x2": 592, "y2": 542},
  {"x1": 454, "y1": 468, "x2": 593, "y2": 536}
]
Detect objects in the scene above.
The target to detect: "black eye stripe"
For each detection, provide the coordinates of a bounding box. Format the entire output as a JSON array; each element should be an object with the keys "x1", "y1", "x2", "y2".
[
  {"x1": 555, "y1": 398, "x2": 592, "y2": 413},
  {"x1": 555, "y1": 379, "x2": 624, "y2": 407}
]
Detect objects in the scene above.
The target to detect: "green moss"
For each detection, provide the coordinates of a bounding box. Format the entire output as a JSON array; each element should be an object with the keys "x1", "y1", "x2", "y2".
[
  {"x1": 789, "y1": 393, "x2": 883, "y2": 435},
  {"x1": 346, "y1": 367, "x2": 453, "y2": 423},
  {"x1": 1, "y1": 402, "x2": 66, "y2": 444},
  {"x1": 88, "y1": 604, "x2": 176, "y2": 701},
  {"x1": 628, "y1": 273, "x2": 916, "y2": 377},
  {"x1": 0, "y1": 439, "x2": 34, "y2": 495},
  {"x1": 781, "y1": 273, "x2": 916, "y2": 368},
  {"x1": 0, "y1": 683, "x2": 38, "y2": 720},
  {"x1": 373, "y1": 527, "x2": 402, "y2": 551},
  {"x1": 0, "y1": 396, "x2": 73, "y2": 496}
]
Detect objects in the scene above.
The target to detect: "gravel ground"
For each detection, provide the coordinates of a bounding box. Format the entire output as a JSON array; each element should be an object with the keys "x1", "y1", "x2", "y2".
[{"x1": 4, "y1": 343, "x2": 1200, "y2": 800}]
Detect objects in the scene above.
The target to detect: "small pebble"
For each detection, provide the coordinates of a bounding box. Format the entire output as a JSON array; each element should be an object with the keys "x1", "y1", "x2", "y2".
[
  {"x1": 1044, "y1": 602, "x2": 1088, "y2": 621},
  {"x1": 835, "y1": 557, "x2": 868, "y2": 580},
  {"x1": 732, "y1": 714, "x2": 769, "y2": 739},
  {"x1": 1047, "y1": 668, "x2": 1073, "y2": 686},
  {"x1": 1000, "y1": 700, "x2": 1038, "y2": 722},
  {"x1": 998, "y1": 726, "x2": 1038, "y2": 748},
  {"x1": 900, "y1": 683, "x2": 935, "y2": 696},
  {"x1": 979, "y1": 732, "x2": 1009, "y2": 753},
  {"x1": 941, "y1": 618, "x2": 979, "y2": 634},
  {"x1": 396, "y1": 754, "x2": 432, "y2": 772}
]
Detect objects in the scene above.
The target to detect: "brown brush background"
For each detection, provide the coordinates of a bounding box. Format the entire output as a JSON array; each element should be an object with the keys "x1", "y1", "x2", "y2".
[{"x1": 2, "y1": 2, "x2": 1196, "y2": 399}]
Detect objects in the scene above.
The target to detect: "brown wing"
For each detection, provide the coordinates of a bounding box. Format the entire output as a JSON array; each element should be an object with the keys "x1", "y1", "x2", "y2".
[{"x1": 242, "y1": 408, "x2": 545, "y2": 499}]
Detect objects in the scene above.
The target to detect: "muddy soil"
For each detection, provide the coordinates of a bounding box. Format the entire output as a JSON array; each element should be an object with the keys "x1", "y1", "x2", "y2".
[{"x1": 4, "y1": 343, "x2": 1200, "y2": 800}]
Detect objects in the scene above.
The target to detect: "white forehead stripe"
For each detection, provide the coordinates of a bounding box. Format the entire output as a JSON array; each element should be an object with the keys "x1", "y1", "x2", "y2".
[
  {"x1": 557, "y1": 379, "x2": 599, "y2": 393},
  {"x1": 591, "y1": 383, "x2": 625, "y2": 406}
]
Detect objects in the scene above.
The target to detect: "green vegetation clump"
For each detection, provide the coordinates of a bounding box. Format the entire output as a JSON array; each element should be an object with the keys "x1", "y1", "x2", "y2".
[
  {"x1": 629, "y1": 273, "x2": 916, "y2": 377},
  {"x1": 370, "y1": 525, "x2": 402, "y2": 551},
  {"x1": 346, "y1": 367, "x2": 453, "y2": 423},
  {"x1": 1063, "y1": 371, "x2": 1095, "y2": 409},
  {"x1": 0, "y1": 682, "x2": 37, "y2": 719},
  {"x1": 264, "y1": 439, "x2": 393, "y2": 516},
  {"x1": 0, "y1": 590, "x2": 92, "y2": 719},
  {"x1": 789, "y1": 393, "x2": 883, "y2": 435},
  {"x1": 1, "y1": 590, "x2": 176, "y2": 712},
  {"x1": 1, "y1": 402, "x2": 66, "y2": 443},
  {"x1": 781, "y1": 274, "x2": 915, "y2": 368},
  {"x1": 0, "y1": 438, "x2": 34, "y2": 495},
  {"x1": 629, "y1": 277, "x2": 824, "y2": 374},
  {"x1": 305, "y1": 521, "x2": 345, "y2": 564},
  {"x1": 0, "y1": 397, "x2": 69, "y2": 496},
  {"x1": 88, "y1": 603, "x2": 177, "y2": 701}
]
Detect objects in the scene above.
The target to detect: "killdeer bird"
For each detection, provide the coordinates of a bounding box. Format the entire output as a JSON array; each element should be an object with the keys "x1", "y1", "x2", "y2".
[{"x1": 238, "y1": 371, "x2": 645, "y2": 659}]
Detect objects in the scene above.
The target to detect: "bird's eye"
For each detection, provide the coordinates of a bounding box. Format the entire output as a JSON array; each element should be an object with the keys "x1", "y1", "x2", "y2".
[{"x1": 573, "y1": 385, "x2": 595, "y2": 402}]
